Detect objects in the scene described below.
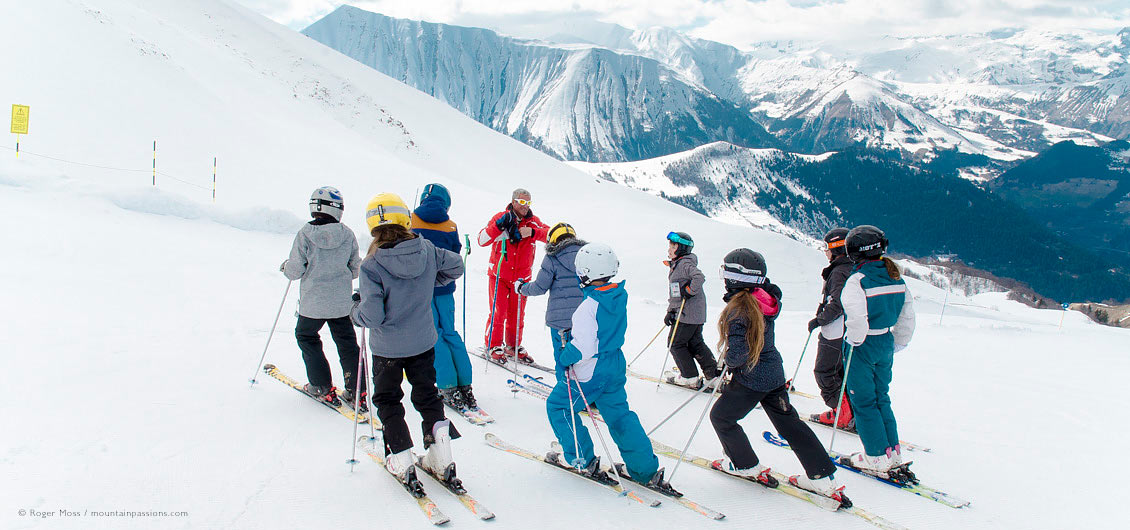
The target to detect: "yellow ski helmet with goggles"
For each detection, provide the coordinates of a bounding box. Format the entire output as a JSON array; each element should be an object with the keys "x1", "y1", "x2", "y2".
[{"x1": 365, "y1": 193, "x2": 412, "y2": 230}]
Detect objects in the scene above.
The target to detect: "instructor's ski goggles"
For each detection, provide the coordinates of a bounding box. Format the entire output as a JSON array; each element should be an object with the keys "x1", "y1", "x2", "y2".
[
  {"x1": 513, "y1": 198, "x2": 533, "y2": 206},
  {"x1": 666, "y1": 232, "x2": 693, "y2": 247}
]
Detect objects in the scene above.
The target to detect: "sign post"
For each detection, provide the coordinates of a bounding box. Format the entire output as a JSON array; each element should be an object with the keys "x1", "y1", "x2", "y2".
[
  {"x1": 1059, "y1": 302, "x2": 1069, "y2": 330},
  {"x1": 10, "y1": 104, "x2": 29, "y2": 158}
]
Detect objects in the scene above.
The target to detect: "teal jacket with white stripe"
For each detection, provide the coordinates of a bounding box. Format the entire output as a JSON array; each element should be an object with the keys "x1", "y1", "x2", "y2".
[{"x1": 840, "y1": 260, "x2": 916, "y2": 350}]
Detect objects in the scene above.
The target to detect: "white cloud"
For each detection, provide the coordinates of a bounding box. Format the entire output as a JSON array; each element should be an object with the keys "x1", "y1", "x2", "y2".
[{"x1": 238, "y1": 0, "x2": 1130, "y2": 48}]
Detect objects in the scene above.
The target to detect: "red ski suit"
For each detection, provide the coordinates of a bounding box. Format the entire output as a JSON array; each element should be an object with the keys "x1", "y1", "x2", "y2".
[{"x1": 478, "y1": 207, "x2": 549, "y2": 349}]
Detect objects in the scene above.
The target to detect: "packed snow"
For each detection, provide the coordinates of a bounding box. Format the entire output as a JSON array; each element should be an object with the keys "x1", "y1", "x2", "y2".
[{"x1": 2, "y1": 2, "x2": 1128, "y2": 529}]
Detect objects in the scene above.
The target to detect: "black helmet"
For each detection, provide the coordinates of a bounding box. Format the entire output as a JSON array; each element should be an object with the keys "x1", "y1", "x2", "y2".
[
  {"x1": 667, "y1": 231, "x2": 694, "y2": 257},
  {"x1": 719, "y1": 248, "x2": 768, "y2": 291},
  {"x1": 823, "y1": 227, "x2": 849, "y2": 256},
  {"x1": 845, "y1": 225, "x2": 888, "y2": 263}
]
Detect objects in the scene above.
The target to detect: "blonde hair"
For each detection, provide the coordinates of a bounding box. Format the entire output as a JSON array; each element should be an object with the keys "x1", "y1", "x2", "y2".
[
  {"x1": 366, "y1": 224, "x2": 416, "y2": 258},
  {"x1": 716, "y1": 290, "x2": 767, "y2": 371},
  {"x1": 881, "y1": 257, "x2": 901, "y2": 280}
]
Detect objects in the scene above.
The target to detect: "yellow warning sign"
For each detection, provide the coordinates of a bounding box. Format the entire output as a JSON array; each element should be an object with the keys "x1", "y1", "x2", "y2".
[{"x1": 11, "y1": 105, "x2": 29, "y2": 134}]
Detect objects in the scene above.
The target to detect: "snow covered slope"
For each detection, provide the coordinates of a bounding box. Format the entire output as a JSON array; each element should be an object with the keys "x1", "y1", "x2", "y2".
[{"x1": 3, "y1": 2, "x2": 1129, "y2": 529}]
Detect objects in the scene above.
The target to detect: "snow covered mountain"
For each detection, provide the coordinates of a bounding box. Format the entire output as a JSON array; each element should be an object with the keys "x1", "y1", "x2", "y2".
[
  {"x1": 302, "y1": 6, "x2": 778, "y2": 162},
  {"x1": 5, "y1": 2, "x2": 1130, "y2": 529}
]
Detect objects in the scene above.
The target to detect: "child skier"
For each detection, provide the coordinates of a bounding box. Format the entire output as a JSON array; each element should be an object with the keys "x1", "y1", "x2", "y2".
[
  {"x1": 410, "y1": 184, "x2": 479, "y2": 413},
  {"x1": 516, "y1": 223, "x2": 586, "y2": 358},
  {"x1": 806, "y1": 227, "x2": 855, "y2": 428},
  {"x1": 545, "y1": 242, "x2": 679, "y2": 495},
  {"x1": 281, "y1": 186, "x2": 364, "y2": 408},
  {"x1": 351, "y1": 192, "x2": 465, "y2": 485},
  {"x1": 709, "y1": 248, "x2": 845, "y2": 502},
  {"x1": 664, "y1": 231, "x2": 721, "y2": 390},
  {"x1": 839, "y1": 225, "x2": 916, "y2": 474}
]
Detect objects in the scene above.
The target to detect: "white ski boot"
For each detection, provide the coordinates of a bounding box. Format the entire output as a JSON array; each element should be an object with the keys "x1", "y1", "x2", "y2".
[
  {"x1": 701, "y1": 375, "x2": 721, "y2": 391},
  {"x1": 665, "y1": 373, "x2": 702, "y2": 389},
  {"x1": 713, "y1": 457, "x2": 778, "y2": 487},
  {"x1": 887, "y1": 444, "x2": 908, "y2": 467},
  {"x1": 789, "y1": 474, "x2": 844, "y2": 497},
  {"x1": 421, "y1": 419, "x2": 455, "y2": 476},
  {"x1": 385, "y1": 448, "x2": 415, "y2": 482},
  {"x1": 847, "y1": 451, "x2": 892, "y2": 473}
]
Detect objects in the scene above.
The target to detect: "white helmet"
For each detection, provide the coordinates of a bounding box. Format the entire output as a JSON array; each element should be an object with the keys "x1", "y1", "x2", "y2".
[
  {"x1": 575, "y1": 242, "x2": 619, "y2": 285},
  {"x1": 310, "y1": 186, "x2": 344, "y2": 220}
]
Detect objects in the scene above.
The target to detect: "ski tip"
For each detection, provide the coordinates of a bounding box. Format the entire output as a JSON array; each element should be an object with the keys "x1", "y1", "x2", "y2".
[{"x1": 263, "y1": 363, "x2": 276, "y2": 371}]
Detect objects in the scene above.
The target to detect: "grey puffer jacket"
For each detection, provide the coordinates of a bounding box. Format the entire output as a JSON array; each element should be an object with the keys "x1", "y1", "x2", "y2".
[
  {"x1": 282, "y1": 221, "x2": 361, "y2": 319},
  {"x1": 519, "y1": 238, "x2": 586, "y2": 330},
  {"x1": 351, "y1": 236, "x2": 464, "y2": 358},
  {"x1": 667, "y1": 253, "x2": 707, "y2": 325}
]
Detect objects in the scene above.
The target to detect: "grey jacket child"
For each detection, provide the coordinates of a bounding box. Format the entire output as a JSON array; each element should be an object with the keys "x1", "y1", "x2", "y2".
[
  {"x1": 282, "y1": 221, "x2": 361, "y2": 319},
  {"x1": 666, "y1": 253, "x2": 707, "y2": 325},
  {"x1": 519, "y1": 238, "x2": 586, "y2": 330},
  {"x1": 351, "y1": 236, "x2": 464, "y2": 358}
]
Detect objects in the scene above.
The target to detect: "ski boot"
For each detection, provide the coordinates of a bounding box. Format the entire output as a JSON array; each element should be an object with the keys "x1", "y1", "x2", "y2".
[
  {"x1": 421, "y1": 420, "x2": 464, "y2": 494},
  {"x1": 339, "y1": 389, "x2": 368, "y2": 413},
  {"x1": 789, "y1": 474, "x2": 851, "y2": 507},
  {"x1": 811, "y1": 393, "x2": 853, "y2": 428},
  {"x1": 579, "y1": 456, "x2": 616, "y2": 485},
  {"x1": 885, "y1": 445, "x2": 918, "y2": 484},
  {"x1": 489, "y1": 346, "x2": 508, "y2": 361},
  {"x1": 385, "y1": 449, "x2": 426, "y2": 497},
  {"x1": 712, "y1": 457, "x2": 778, "y2": 487},
  {"x1": 438, "y1": 387, "x2": 467, "y2": 411},
  {"x1": 665, "y1": 373, "x2": 703, "y2": 390},
  {"x1": 516, "y1": 346, "x2": 534, "y2": 364},
  {"x1": 843, "y1": 451, "x2": 893, "y2": 476},
  {"x1": 457, "y1": 385, "x2": 479, "y2": 410},
  {"x1": 303, "y1": 384, "x2": 342, "y2": 407},
  {"x1": 701, "y1": 374, "x2": 722, "y2": 392}
]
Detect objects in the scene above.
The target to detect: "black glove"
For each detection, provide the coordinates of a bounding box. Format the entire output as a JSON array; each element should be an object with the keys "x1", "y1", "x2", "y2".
[
  {"x1": 807, "y1": 318, "x2": 820, "y2": 333},
  {"x1": 508, "y1": 225, "x2": 523, "y2": 244},
  {"x1": 352, "y1": 292, "x2": 361, "y2": 302},
  {"x1": 495, "y1": 211, "x2": 517, "y2": 231},
  {"x1": 664, "y1": 310, "x2": 678, "y2": 327},
  {"x1": 679, "y1": 282, "x2": 694, "y2": 299}
]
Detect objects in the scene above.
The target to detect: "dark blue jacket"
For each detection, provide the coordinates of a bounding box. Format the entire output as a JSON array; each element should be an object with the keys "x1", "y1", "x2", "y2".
[
  {"x1": 411, "y1": 196, "x2": 462, "y2": 296},
  {"x1": 724, "y1": 285, "x2": 786, "y2": 392},
  {"x1": 519, "y1": 238, "x2": 586, "y2": 330}
]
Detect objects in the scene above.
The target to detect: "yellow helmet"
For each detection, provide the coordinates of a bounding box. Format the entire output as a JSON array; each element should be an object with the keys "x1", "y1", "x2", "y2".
[
  {"x1": 548, "y1": 222, "x2": 576, "y2": 244},
  {"x1": 365, "y1": 193, "x2": 412, "y2": 230}
]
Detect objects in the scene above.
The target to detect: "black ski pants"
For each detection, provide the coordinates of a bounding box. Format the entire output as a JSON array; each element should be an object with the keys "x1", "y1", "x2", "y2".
[
  {"x1": 813, "y1": 335, "x2": 845, "y2": 410},
  {"x1": 669, "y1": 323, "x2": 720, "y2": 379},
  {"x1": 371, "y1": 348, "x2": 460, "y2": 454},
  {"x1": 296, "y1": 315, "x2": 363, "y2": 391},
  {"x1": 710, "y1": 381, "x2": 836, "y2": 480}
]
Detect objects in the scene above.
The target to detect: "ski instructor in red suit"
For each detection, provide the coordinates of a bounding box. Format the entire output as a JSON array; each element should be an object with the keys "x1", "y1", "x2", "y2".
[{"x1": 478, "y1": 188, "x2": 549, "y2": 363}]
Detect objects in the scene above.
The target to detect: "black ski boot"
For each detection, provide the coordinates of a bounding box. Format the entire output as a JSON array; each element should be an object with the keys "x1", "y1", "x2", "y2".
[
  {"x1": 340, "y1": 388, "x2": 368, "y2": 413},
  {"x1": 580, "y1": 456, "x2": 617, "y2": 485},
  {"x1": 303, "y1": 384, "x2": 342, "y2": 407},
  {"x1": 457, "y1": 385, "x2": 479, "y2": 410},
  {"x1": 438, "y1": 387, "x2": 468, "y2": 411}
]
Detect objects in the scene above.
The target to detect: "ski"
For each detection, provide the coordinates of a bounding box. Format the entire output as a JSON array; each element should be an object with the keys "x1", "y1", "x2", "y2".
[
  {"x1": 762, "y1": 431, "x2": 968, "y2": 508},
  {"x1": 484, "y1": 433, "x2": 660, "y2": 507},
  {"x1": 506, "y1": 378, "x2": 605, "y2": 423},
  {"x1": 444, "y1": 402, "x2": 493, "y2": 427},
  {"x1": 414, "y1": 456, "x2": 496, "y2": 520},
  {"x1": 796, "y1": 410, "x2": 932, "y2": 453},
  {"x1": 649, "y1": 438, "x2": 907, "y2": 530},
  {"x1": 608, "y1": 462, "x2": 725, "y2": 520},
  {"x1": 261, "y1": 364, "x2": 375, "y2": 426},
  {"x1": 472, "y1": 347, "x2": 555, "y2": 374},
  {"x1": 626, "y1": 368, "x2": 717, "y2": 394},
  {"x1": 359, "y1": 436, "x2": 450, "y2": 525}
]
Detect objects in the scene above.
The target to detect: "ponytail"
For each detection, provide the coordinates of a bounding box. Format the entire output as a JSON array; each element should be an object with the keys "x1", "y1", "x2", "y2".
[
  {"x1": 716, "y1": 290, "x2": 766, "y2": 371},
  {"x1": 881, "y1": 256, "x2": 901, "y2": 281},
  {"x1": 366, "y1": 224, "x2": 416, "y2": 258}
]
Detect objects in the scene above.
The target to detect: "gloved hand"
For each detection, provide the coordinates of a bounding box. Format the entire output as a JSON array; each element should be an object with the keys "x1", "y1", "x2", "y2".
[
  {"x1": 513, "y1": 279, "x2": 526, "y2": 293},
  {"x1": 279, "y1": 260, "x2": 288, "y2": 273},
  {"x1": 508, "y1": 225, "x2": 523, "y2": 244},
  {"x1": 807, "y1": 318, "x2": 820, "y2": 333},
  {"x1": 664, "y1": 310, "x2": 678, "y2": 327},
  {"x1": 679, "y1": 281, "x2": 694, "y2": 299},
  {"x1": 495, "y1": 210, "x2": 517, "y2": 231}
]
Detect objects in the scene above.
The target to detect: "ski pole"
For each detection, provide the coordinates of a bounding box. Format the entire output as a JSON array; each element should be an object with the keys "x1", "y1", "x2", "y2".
[
  {"x1": 249, "y1": 280, "x2": 292, "y2": 388},
  {"x1": 787, "y1": 329, "x2": 815, "y2": 392},
  {"x1": 511, "y1": 290, "x2": 524, "y2": 378},
  {"x1": 829, "y1": 344, "x2": 855, "y2": 453},
  {"x1": 564, "y1": 371, "x2": 585, "y2": 468},
  {"x1": 484, "y1": 239, "x2": 507, "y2": 372},
  {"x1": 668, "y1": 367, "x2": 727, "y2": 484},
  {"x1": 347, "y1": 326, "x2": 367, "y2": 471},
  {"x1": 570, "y1": 367, "x2": 627, "y2": 495},
  {"x1": 462, "y1": 234, "x2": 471, "y2": 338},
  {"x1": 656, "y1": 299, "x2": 686, "y2": 390},
  {"x1": 362, "y1": 328, "x2": 379, "y2": 443},
  {"x1": 646, "y1": 388, "x2": 701, "y2": 436},
  {"x1": 627, "y1": 324, "x2": 668, "y2": 368}
]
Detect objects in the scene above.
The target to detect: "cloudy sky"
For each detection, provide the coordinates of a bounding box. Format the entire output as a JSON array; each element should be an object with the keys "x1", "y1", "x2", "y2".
[{"x1": 238, "y1": 0, "x2": 1130, "y2": 47}]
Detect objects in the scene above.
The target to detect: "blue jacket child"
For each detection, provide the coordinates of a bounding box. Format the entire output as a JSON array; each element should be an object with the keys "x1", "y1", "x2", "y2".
[
  {"x1": 518, "y1": 223, "x2": 586, "y2": 358},
  {"x1": 410, "y1": 184, "x2": 479, "y2": 410},
  {"x1": 545, "y1": 243, "x2": 675, "y2": 492}
]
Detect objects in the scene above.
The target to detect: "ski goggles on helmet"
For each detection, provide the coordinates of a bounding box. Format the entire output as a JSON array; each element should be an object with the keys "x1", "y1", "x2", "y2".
[
  {"x1": 824, "y1": 239, "x2": 845, "y2": 251},
  {"x1": 666, "y1": 232, "x2": 693, "y2": 247},
  {"x1": 718, "y1": 265, "x2": 767, "y2": 285},
  {"x1": 514, "y1": 198, "x2": 533, "y2": 206}
]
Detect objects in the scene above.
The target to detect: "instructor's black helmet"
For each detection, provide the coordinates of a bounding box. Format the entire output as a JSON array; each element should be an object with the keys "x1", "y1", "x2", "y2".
[
  {"x1": 719, "y1": 248, "x2": 768, "y2": 291},
  {"x1": 667, "y1": 231, "x2": 694, "y2": 257},
  {"x1": 845, "y1": 225, "x2": 888, "y2": 263},
  {"x1": 823, "y1": 227, "x2": 849, "y2": 256}
]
